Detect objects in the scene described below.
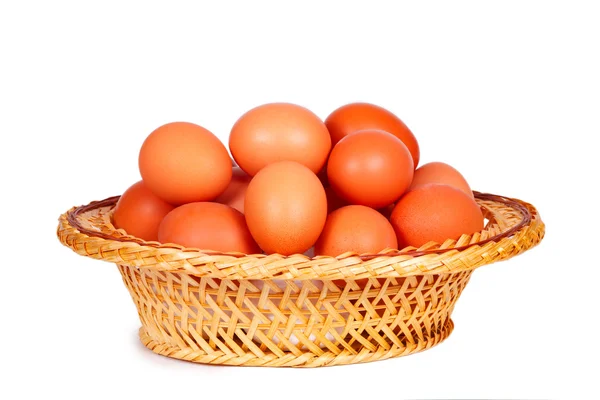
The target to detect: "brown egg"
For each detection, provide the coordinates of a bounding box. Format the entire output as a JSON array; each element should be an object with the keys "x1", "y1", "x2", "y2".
[
  {"x1": 410, "y1": 162, "x2": 474, "y2": 199},
  {"x1": 327, "y1": 130, "x2": 414, "y2": 208},
  {"x1": 325, "y1": 186, "x2": 347, "y2": 214},
  {"x1": 139, "y1": 122, "x2": 231, "y2": 205},
  {"x1": 113, "y1": 181, "x2": 174, "y2": 241},
  {"x1": 229, "y1": 103, "x2": 331, "y2": 176},
  {"x1": 325, "y1": 102, "x2": 420, "y2": 168},
  {"x1": 158, "y1": 202, "x2": 260, "y2": 253},
  {"x1": 315, "y1": 205, "x2": 397, "y2": 257},
  {"x1": 390, "y1": 184, "x2": 484, "y2": 248},
  {"x1": 214, "y1": 167, "x2": 251, "y2": 213},
  {"x1": 245, "y1": 161, "x2": 327, "y2": 255}
]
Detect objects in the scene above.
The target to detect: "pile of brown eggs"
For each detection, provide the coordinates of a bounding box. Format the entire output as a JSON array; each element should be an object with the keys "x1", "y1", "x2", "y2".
[{"x1": 113, "y1": 102, "x2": 483, "y2": 256}]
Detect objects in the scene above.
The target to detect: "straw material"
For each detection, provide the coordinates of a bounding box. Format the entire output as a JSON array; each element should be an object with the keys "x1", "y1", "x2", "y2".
[{"x1": 57, "y1": 192, "x2": 544, "y2": 367}]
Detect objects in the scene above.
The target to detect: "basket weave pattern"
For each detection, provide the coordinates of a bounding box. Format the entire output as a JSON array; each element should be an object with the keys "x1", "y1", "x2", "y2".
[{"x1": 58, "y1": 192, "x2": 544, "y2": 367}]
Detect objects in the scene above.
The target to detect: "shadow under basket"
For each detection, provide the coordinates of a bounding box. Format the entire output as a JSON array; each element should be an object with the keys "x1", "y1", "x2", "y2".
[{"x1": 57, "y1": 192, "x2": 544, "y2": 367}]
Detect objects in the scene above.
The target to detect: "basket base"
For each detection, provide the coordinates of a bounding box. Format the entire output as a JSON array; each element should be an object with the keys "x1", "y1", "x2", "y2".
[{"x1": 138, "y1": 318, "x2": 454, "y2": 368}]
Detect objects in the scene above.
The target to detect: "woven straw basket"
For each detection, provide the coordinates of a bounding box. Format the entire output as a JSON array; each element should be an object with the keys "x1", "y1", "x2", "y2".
[{"x1": 57, "y1": 191, "x2": 544, "y2": 367}]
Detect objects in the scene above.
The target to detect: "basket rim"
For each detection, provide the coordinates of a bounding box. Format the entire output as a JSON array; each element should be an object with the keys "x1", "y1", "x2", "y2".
[
  {"x1": 57, "y1": 191, "x2": 545, "y2": 279},
  {"x1": 67, "y1": 192, "x2": 530, "y2": 259}
]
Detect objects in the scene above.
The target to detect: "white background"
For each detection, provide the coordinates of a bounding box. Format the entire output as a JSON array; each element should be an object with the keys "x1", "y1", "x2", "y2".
[{"x1": 1, "y1": 1, "x2": 598, "y2": 399}]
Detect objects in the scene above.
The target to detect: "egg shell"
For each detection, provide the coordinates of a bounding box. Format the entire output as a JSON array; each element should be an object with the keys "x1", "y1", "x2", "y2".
[
  {"x1": 113, "y1": 181, "x2": 174, "y2": 241},
  {"x1": 410, "y1": 161, "x2": 474, "y2": 198},
  {"x1": 229, "y1": 103, "x2": 332, "y2": 176},
  {"x1": 244, "y1": 161, "x2": 327, "y2": 255},
  {"x1": 325, "y1": 102, "x2": 420, "y2": 168},
  {"x1": 327, "y1": 129, "x2": 414, "y2": 208},
  {"x1": 139, "y1": 122, "x2": 232, "y2": 205},
  {"x1": 315, "y1": 205, "x2": 398, "y2": 257},
  {"x1": 390, "y1": 184, "x2": 484, "y2": 248},
  {"x1": 158, "y1": 202, "x2": 260, "y2": 254},
  {"x1": 214, "y1": 167, "x2": 251, "y2": 213}
]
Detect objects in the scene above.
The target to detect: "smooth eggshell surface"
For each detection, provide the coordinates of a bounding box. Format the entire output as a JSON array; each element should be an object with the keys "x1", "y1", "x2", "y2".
[
  {"x1": 139, "y1": 122, "x2": 232, "y2": 205},
  {"x1": 325, "y1": 102, "x2": 420, "y2": 168},
  {"x1": 327, "y1": 129, "x2": 414, "y2": 208},
  {"x1": 390, "y1": 184, "x2": 484, "y2": 248},
  {"x1": 410, "y1": 162, "x2": 474, "y2": 198},
  {"x1": 113, "y1": 181, "x2": 174, "y2": 241},
  {"x1": 229, "y1": 103, "x2": 332, "y2": 176},
  {"x1": 315, "y1": 205, "x2": 398, "y2": 257},
  {"x1": 244, "y1": 161, "x2": 327, "y2": 255},
  {"x1": 158, "y1": 202, "x2": 260, "y2": 254}
]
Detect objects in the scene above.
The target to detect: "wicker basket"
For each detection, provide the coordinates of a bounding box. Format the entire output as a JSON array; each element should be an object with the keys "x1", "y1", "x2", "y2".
[{"x1": 57, "y1": 191, "x2": 544, "y2": 367}]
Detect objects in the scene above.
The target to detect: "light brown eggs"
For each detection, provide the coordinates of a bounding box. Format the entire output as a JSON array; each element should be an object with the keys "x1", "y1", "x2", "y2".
[
  {"x1": 390, "y1": 184, "x2": 484, "y2": 248},
  {"x1": 139, "y1": 122, "x2": 232, "y2": 205},
  {"x1": 229, "y1": 103, "x2": 331, "y2": 176},
  {"x1": 327, "y1": 129, "x2": 414, "y2": 208},
  {"x1": 325, "y1": 102, "x2": 420, "y2": 168},
  {"x1": 315, "y1": 205, "x2": 397, "y2": 257},
  {"x1": 410, "y1": 162, "x2": 474, "y2": 198},
  {"x1": 214, "y1": 167, "x2": 252, "y2": 213},
  {"x1": 125, "y1": 102, "x2": 486, "y2": 263},
  {"x1": 158, "y1": 202, "x2": 260, "y2": 253},
  {"x1": 244, "y1": 161, "x2": 327, "y2": 255},
  {"x1": 113, "y1": 181, "x2": 174, "y2": 241}
]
